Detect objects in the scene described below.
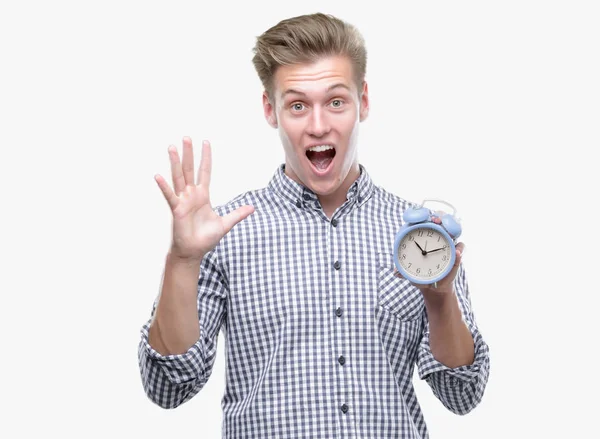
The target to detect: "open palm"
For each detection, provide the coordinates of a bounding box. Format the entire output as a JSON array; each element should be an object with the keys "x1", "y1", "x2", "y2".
[{"x1": 155, "y1": 137, "x2": 254, "y2": 260}]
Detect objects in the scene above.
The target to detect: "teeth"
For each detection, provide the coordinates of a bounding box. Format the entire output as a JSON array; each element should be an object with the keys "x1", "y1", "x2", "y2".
[{"x1": 307, "y1": 145, "x2": 334, "y2": 152}]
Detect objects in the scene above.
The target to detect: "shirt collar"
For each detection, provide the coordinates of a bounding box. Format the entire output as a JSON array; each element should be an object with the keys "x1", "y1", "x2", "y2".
[{"x1": 267, "y1": 163, "x2": 374, "y2": 210}]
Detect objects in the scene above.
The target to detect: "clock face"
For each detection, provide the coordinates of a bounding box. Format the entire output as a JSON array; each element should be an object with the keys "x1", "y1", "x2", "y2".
[{"x1": 396, "y1": 226, "x2": 454, "y2": 282}]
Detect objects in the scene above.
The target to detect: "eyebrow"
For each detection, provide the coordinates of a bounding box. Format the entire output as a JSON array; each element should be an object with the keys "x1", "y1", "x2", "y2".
[{"x1": 281, "y1": 83, "x2": 351, "y2": 99}]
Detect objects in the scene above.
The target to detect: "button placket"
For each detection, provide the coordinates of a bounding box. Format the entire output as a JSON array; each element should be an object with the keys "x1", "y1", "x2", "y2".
[{"x1": 329, "y1": 216, "x2": 353, "y2": 426}]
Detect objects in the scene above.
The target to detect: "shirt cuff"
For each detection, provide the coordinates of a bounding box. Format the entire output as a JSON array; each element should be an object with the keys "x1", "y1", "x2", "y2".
[
  {"x1": 417, "y1": 320, "x2": 488, "y2": 383},
  {"x1": 140, "y1": 321, "x2": 206, "y2": 385}
]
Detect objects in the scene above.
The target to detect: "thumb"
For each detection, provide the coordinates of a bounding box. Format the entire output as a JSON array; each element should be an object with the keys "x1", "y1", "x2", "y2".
[{"x1": 221, "y1": 205, "x2": 255, "y2": 234}]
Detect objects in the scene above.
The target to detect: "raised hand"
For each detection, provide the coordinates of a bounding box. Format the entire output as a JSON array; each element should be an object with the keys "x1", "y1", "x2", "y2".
[{"x1": 154, "y1": 137, "x2": 255, "y2": 261}]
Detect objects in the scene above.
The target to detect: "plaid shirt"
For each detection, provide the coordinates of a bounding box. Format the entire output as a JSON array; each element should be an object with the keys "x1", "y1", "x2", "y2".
[{"x1": 138, "y1": 164, "x2": 490, "y2": 438}]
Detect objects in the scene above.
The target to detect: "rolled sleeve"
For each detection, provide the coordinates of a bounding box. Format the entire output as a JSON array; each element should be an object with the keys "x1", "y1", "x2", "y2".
[
  {"x1": 417, "y1": 320, "x2": 490, "y2": 414},
  {"x1": 139, "y1": 321, "x2": 207, "y2": 384}
]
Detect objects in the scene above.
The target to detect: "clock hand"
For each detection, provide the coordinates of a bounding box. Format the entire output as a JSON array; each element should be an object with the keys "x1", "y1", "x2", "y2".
[
  {"x1": 414, "y1": 241, "x2": 427, "y2": 255},
  {"x1": 427, "y1": 247, "x2": 446, "y2": 254}
]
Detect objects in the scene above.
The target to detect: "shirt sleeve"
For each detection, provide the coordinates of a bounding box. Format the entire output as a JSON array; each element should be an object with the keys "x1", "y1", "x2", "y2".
[
  {"x1": 137, "y1": 249, "x2": 227, "y2": 409},
  {"x1": 416, "y1": 263, "x2": 491, "y2": 415}
]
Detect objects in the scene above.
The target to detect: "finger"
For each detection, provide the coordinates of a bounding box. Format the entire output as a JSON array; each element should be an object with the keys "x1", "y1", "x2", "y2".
[
  {"x1": 221, "y1": 205, "x2": 255, "y2": 234},
  {"x1": 181, "y1": 137, "x2": 195, "y2": 187},
  {"x1": 154, "y1": 174, "x2": 178, "y2": 210},
  {"x1": 441, "y1": 243, "x2": 465, "y2": 284},
  {"x1": 432, "y1": 210, "x2": 446, "y2": 224},
  {"x1": 196, "y1": 140, "x2": 212, "y2": 189},
  {"x1": 168, "y1": 145, "x2": 186, "y2": 196},
  {"x1": 455, "y1": 242, "x2": 465, "y2": 260}
]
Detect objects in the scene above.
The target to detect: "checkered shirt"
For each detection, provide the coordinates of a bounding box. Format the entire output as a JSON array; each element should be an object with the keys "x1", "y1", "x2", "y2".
[{"x1": 138, "y1": 164, "x2": 490, "y2": 438}]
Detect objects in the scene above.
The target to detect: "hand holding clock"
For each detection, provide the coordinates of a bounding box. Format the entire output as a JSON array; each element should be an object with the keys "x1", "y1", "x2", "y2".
[
  {"x1": 393, "y1": 204, "x2": 475, "y2": 368},
  {"x1": 394, "y1": 212, "x2": 465, "y2": 295}
]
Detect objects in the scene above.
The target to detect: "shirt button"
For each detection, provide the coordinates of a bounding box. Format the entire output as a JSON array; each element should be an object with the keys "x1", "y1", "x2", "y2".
[
  {"x1": 296, "y1": 200, "x2": 302, "y2": 208},
  {"x1": 341, "y1": 404, "x2": 349, "y2": 414},
  {"x1": 335, "y1": 307, "x2": 343, "y2": 317},
  {"x1": 338, "y1": 355, "x2": 346, "y2": 366},
  {"x1": 331, "y1": 218, "x2": 338, "y2": 227},
  {"x1": 303, "y1": 193, "x2": 311, "y2": 200},
  {"x1": 333, "y1": 261, "x2": 341, "y2": 270},
  {"x1": 357, "y1": 196, "x2": 363, "y2": 203}
]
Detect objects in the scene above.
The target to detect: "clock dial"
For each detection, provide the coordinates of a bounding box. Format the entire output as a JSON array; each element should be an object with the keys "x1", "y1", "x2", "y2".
[{"x1": 397, "y1": 227, "x2": 453, "y2": 281}]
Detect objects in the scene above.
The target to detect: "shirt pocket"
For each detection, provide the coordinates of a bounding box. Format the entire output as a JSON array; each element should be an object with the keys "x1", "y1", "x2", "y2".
[{"x1": 376, "y1": 252, "x2": 425, "y2": 322}]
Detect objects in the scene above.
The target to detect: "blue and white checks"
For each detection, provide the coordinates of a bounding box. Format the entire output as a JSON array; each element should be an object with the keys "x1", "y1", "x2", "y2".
[{"x1": 138, "y1": 164, "x2": 490, "y2": 438}]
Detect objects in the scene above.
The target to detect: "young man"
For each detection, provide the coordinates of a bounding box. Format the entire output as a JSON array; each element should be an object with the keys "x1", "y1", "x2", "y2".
[{"x1": 138, "y1": 12, "x2": 490, "y2": 438}]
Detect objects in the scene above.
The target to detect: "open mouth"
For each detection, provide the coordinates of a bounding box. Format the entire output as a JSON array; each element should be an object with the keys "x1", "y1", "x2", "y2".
[{"x1": 306, "y1": 145, "x2": 336, "y2": 172}]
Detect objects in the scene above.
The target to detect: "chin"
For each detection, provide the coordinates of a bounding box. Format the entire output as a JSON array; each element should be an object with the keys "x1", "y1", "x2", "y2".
[
  {"x1": 303, "y1": 169, "x2": 344, "y2": 194},
  {"x1": 308, "y1": 182, "x2": 339, "y2": 196}
]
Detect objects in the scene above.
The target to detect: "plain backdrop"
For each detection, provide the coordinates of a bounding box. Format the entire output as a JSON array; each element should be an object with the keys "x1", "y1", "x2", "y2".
[{"x1": 1, "y1": 0, "x2": 598, "y2": 437}]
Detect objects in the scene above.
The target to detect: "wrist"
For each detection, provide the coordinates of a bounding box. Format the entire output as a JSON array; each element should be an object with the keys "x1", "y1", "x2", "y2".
[
  {"x1": 422, "y1": 288, "x2": 458, "y2": 315},
  {"x1": 167, "y1": 250, "x2": 204, "y2": 267}
]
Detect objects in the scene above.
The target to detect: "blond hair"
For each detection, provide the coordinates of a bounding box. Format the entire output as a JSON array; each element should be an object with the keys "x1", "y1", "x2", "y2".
[{"x1": 252, "y1": 13, "x2": 367, "y2": 101}]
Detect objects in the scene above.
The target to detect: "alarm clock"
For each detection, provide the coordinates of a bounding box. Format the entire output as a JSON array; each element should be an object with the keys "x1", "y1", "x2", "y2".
[{"x1": 393, "y1": 199, "x2": 462, "y2": 287}]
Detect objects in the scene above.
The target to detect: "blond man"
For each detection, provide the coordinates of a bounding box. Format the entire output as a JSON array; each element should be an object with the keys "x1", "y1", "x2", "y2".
[{"x1": 138, "y1": 12, "x2": 490, "y2": 438}]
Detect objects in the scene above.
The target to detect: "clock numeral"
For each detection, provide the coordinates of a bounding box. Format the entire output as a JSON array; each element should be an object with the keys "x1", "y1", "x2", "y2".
[
  {"x1": 427, "y1": 230, "x2": 434, "y2": 237},
  {"x1": 428, "y1": 269, "x2": 432, "y2": 275},
  {"x1": 437, "y1": 235, "x2": 441, "y2": 242},
  {"x1": 408, "y1": 235, "x2": 414, "y2": 242},
  {"x1": 442, "y1": 255, "x2": 447, "y2": 261},
  {"x1": 408, "y1": 263, "x2": 412, "y2": 268},
  {"x1": 416, "y1": 268, "x2": 421, "y2": 274},
  {"x1": 401, "y1": 244, "x2": 406, "y2": 249},
  {"x1": 437, "y1": 264, "x2": 440, "y2": 269},
  {"x1": 401, "y1": 254, "x2": 406, "y2": 260},
  {"x1": 417, "y1": 230, "x2": 424, "y2": 237}
]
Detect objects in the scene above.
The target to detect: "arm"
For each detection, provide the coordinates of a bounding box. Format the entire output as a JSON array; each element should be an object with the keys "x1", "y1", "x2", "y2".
[
  {"x1": 138, "y1": 248, "x2": 228, "y2": 409},
  {"x1": 422, "y1": 280, "x2": 474, "y2": 369},
  {"x1": 417, "y1": 262, "x2": 490, "y2": 415},
  {"x1": 148, "y1": 252, "x2": 204, "y2": 356},
  {"x1": 138, "y1": 137, "x2": 253, "y2": 409}
]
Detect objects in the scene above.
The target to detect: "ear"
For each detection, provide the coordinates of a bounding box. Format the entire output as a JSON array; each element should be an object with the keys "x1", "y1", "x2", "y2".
[
  {"x1": 263, "y1": 91, "x2": 278, "y2": 128},
  {"x1": 359, "y1": 81, "x2": 369, "y2": 122}
]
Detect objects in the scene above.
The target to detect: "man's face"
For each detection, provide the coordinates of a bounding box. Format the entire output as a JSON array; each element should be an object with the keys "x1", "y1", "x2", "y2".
[{"x1": 263, "y1": 55, "x2": 369, "y2": 197}]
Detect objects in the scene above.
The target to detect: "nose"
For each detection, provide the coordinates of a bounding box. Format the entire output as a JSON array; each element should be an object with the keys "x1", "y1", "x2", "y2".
[{"x1": 306, "y1": 106, "x2": 331, "y2": 137}]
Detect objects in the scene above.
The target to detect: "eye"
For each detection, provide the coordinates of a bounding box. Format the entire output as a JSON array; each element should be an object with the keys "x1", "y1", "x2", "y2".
[
  {"x1": 330, "y1": 99, "x2": 344, "y2": 108},
  {"x1": 291, "y1": 103, "x2": 305, "y2": 112}
]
